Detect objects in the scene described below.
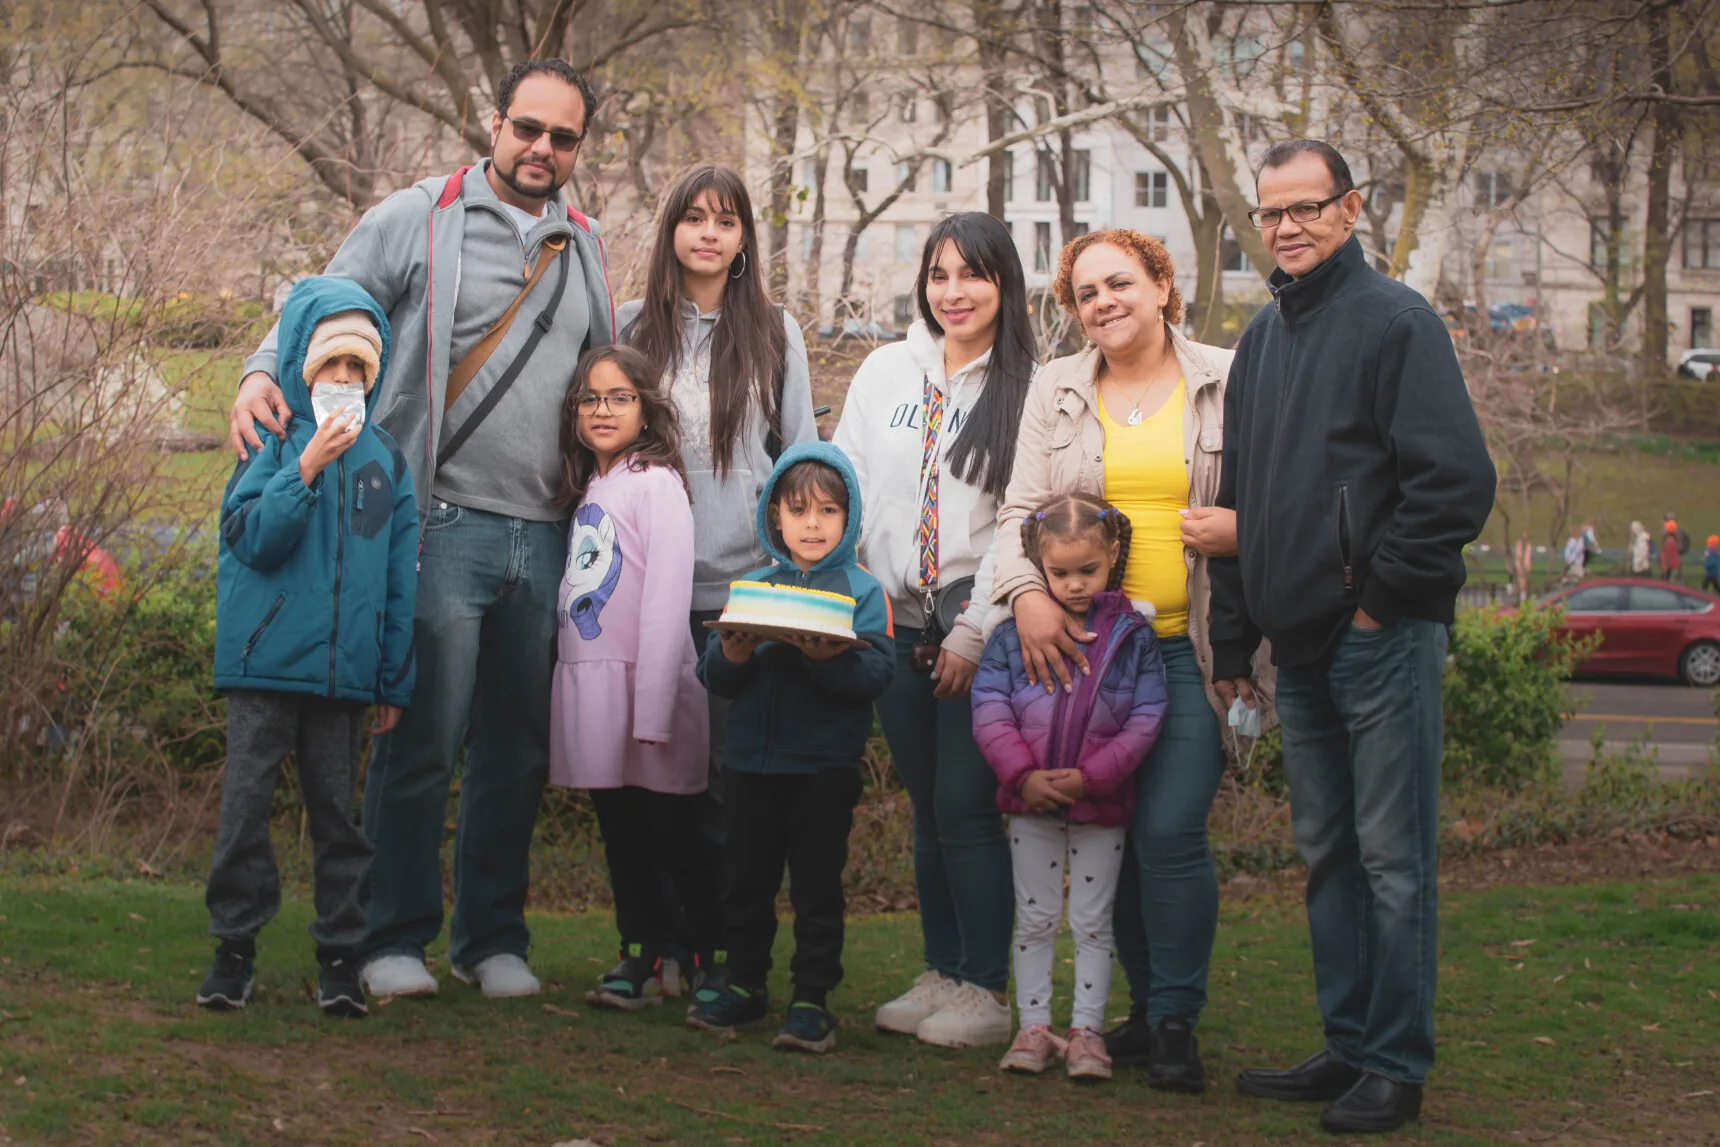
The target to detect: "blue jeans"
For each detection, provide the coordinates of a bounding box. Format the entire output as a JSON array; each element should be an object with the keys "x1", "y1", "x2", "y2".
[
  {"x1": 1112, "y1": 636, "x2": 1226, "y2": 1022},
  {"x1": 874, "y1": 628, "x2": 1013, "y2": 993},
  {"x1": 1275, "y1": 618, "x2": 1446, "y2": 1084},
  {"x1": 361, "y1": 502, "x2": 564, "y2": 967}
]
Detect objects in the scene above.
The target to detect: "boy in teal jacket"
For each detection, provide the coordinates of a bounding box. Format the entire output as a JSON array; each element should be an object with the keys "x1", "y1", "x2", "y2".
[
  {"x1": 692, "y1": 442, "x2": 894, "y2": 1053},
  {"x1": 203, "y1": 277, "x2": 417, "y2": 1018}
]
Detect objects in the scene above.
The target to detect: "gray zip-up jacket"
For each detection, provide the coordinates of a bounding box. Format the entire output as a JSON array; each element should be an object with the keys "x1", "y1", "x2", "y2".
[
  {"x1": 615, "y1": 297, "x2": 816, "y2": 611},
  {"x1": 242, "y1": 162, "x2": 615, "y2": 513}
]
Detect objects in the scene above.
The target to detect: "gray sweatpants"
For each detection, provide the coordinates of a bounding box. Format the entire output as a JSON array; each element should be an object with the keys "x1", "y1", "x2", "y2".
[{"x1": 207, "y1": 690, "x2": 372, "y2": 955}]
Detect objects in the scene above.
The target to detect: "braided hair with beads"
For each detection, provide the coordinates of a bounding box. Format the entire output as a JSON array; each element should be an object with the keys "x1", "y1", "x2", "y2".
[{"x1": 1020, "y1": 492, "x2": 1133, "y2": 593}]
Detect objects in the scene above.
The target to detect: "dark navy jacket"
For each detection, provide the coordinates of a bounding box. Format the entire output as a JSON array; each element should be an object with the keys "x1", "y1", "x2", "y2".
[
  {"x1": 214, "y1": 277, "x2": 418, "y2": 706},
  {"x1": 698, "y1": 442, "x2": 894, "y2": 773}
]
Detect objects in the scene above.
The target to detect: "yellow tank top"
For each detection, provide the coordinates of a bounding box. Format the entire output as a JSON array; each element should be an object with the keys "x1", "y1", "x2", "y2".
[{"x1": 1100, "y1": 381, "x2": 1190, "y2": 638}]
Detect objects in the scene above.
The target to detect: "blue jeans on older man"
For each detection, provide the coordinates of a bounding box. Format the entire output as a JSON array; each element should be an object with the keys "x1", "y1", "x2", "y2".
[
  {"x1": 361, "y1": 501, "x2": 564, "y2": 969},
  {"x1": 1274, "y1": 618, "x2": 1446, "y2": 1085}
]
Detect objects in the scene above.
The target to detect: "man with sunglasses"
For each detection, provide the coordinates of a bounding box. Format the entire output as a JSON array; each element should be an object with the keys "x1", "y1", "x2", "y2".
[
  {"x1": 226, "y1": 59, "x2": 615, "y2": 1005},
  {"x1": 1208, "y1": 140, "x2": 1494, "y2": 1135}
]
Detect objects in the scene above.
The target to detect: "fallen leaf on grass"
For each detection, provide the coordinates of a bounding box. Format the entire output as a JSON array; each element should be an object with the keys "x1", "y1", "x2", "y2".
[
  {"x1": 1553, "y1": 975, "x2": 1565, "y2": 984},
  {"x1": 127, "y1": 912, "x2": 145, "y2": 922},
  {"x1": 717, "y1": 1029, "x2": 738, "y2": 1044},
  {"x1": 1683, "y1": 1091, "x2": 1714, "y2": 1098},
  {"x1": 1533, "y1": 1037, "x2": 1556, "y2": 1045},
  {"x1": 1642, "y1": 1023, "x2": 1661, "y2": 1032},
  {"x1": 710, "y1": 1066, "x2": 744, "y2": 1075},
  {"x1": 272, "y1": 1118, "x2": 285, "y2": 1131},
  {"x1": 1511, "y1": 939, "x2": 1538, "y2": 948},
  {"x1": 541, "y1": 1004, "x2": 580, "y2": 1019},
  {"x1": 1585, "y1": 958, "x2": 1593, "y2": 969},
  {"x1": 406, "y1": 1129, "x2": 437, "y2": 1142}
]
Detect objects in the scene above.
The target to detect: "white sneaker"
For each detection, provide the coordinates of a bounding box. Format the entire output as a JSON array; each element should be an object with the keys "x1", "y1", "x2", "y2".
[
  {"x1": 875, "y1": 970, "x2": 959, "y2": 1034},
  {"x1": 451, "y1": 953, "x2": 542, "y2": 999},
  {"x1": 915, "y1": 981, "x2": 1013, "y2": 1048},
  {"x1": 361, "y1": 954, "x2": 439, "y2": 999}
]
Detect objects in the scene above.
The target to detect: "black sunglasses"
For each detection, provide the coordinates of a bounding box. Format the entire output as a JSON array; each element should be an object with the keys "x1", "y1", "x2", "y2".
[{"x1": 503, "y1": 115, "x2": 583, "y2": 153}]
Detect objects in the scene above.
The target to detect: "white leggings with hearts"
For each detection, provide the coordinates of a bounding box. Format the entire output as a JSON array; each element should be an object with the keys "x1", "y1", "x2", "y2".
[{"x1": 1008, "y1": 814, "x2": 1128, "y2": 1033}]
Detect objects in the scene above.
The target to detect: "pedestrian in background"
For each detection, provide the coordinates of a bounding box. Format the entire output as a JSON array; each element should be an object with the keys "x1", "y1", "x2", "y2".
[
  {"x1": 1703, "y1": 536, "x2": 1720, "y2": 595},
  {"x1": 1628, "y1": 521, "x2": 1652, "y2": 576},
  {"x1": 1662, "y1": 520, "x2": 1684, "y2": 584}
]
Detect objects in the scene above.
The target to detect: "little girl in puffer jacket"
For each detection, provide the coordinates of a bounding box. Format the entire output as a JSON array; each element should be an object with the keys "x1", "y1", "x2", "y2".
[{"x1": 971, "y1": 492, "x2": 1168, "y2": 1082}]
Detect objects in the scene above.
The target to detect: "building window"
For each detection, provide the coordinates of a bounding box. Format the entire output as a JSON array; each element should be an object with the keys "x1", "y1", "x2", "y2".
[
  {"x1": 851, "y1": 90, "x2": 870, "y2": 120},
  {"x1": 933, "y1": 91, "x2": 954, "y2": 124},
  {"x1": 1589, "y1": 220, "x2": 1613, "y2": 269},
  {"x1": 1486, "y1": 239, "x2": 1513, "y2": 280},
  {"x1": 801, "y1": 159, "x2": 818, "y2": 189},
  {"x1": 1137, "y1": 105, "x2": 1172, "y2": 142},
  {"x1": 895, "y1": 224, "x2": 918, "y2": 262},
  {"x1": 1036, "y1": 152, "x2": 1055, "y2": 202},
  {"x1": 1693, "y1": 306, "x2": 1714, "y2": 348},
  {"x1": 1134, "y1": 40, "x2": 1171, "y2": 78},
  {"x1": 1072, "y1": 150, "x2": 1091, "y2": 202},
  {"x1": 932, "y1": 158, "x2": 953, "y2": 194},
  {"x1": 898, "y1": 17, "x2": 918, "y2": 55},
  {"x1": 801, "y1": 225, "x2": 815, "y2": 260},
  {"x1": 849, "y1": 18, "x2": 871, "y2": 53},
  {"x1": 896, "y1": 160, "x2": 917, "y2": 191},
  {"x1": 1034, "y1": 222, "x2": 1053, "y2": 272},
  {"x1": 898, "y1": 93, "x2": 917, "y2": 123},
  {"x1": 1684, "y1": 218, "x2": 1720, "y2": 269},
  {"x1": 1034, "y1": 95, "x2": 1053, "y2": 125},
  {"x1": 1001, "y1": 150, "x2": 1015, "y2": 201},
  {"x1": 1136, "y1": 171, "x2": 1168, "y2": 208},
  {"x1": 851, "y1": 166, "x2": 869, "y2": 194},
  {"x1": 1220, "y1": 226, "x2": 1250, "y2": 272},
  {"x1": 1071, "y1": 221, "x2": 1090, "y2": 238},
  {"x1": 1475, "y1": 170, "x2": 1511, "y2": 209}
]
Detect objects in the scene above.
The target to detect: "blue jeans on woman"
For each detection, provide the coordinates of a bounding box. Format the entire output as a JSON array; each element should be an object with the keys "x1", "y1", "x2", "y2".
[
  {"x1": 1274, "y1": 618, "x2": 1445, "y2": 1085},
  {"x1": 874, "y1": 627, "x2": 1013, "y2": 993},
  {"x1": 361, "y1": 502, "x2": 564, "y2": 968},
  {"x1": 1112, "y1": 635, "x2": 1227, "y2": 1023}
]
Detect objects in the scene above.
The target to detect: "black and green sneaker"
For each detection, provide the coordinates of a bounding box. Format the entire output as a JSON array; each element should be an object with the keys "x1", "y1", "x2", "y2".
[
  {"x1": 772, "y1": 1001, "x2": 837, "y2": 1054},
  {"x1": 687, "y1": 949, "x2": 730, "y2": 1014},
  {"x1": 586, "y1": 943, "x2": 663, "y2": 1011},
  {"x1": 686, "y1": 982, "x2": 769, "y2": 1032},
  {"x1": 195, "y1": 942, "x2": 255, "y2": 1012}
]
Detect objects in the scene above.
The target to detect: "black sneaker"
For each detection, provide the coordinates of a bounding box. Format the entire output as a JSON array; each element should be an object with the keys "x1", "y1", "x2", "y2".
[
  {"x1": 1147, "y1": 1016, "x2": 1205, "y2": 1094},
  {"x1": 772, "y1": 1001, "x2": 837, "y2": 1054},
  {"x1": 688, "y1": 950, "x2": 730, "y2": 1014},
  {"x1": 318, "y1": 954, "x2": 368, "y2": 1019},
  {"x1": 686, "y1": 983, "x2": 770, "y2": 1032},
  {"x1": 1101, "y1": 1005, "x2": 1153, "y2": 1066},
  {"x1": 196, "y1": 946, "x2": 255, "y2": 1011},
  {"x1": 586, "y1": 943, "x2": 663, "y2": 1011}
]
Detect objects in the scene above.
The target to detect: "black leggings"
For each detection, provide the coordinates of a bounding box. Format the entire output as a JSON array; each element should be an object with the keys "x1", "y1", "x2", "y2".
[{"x1": 590, "y1": 785, "x2": 723, "y2": 963}]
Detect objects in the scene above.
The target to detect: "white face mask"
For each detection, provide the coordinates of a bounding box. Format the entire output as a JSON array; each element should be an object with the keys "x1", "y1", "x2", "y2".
[{"x1": 311, "y1": 382, "x2": 367, "y2": 430}]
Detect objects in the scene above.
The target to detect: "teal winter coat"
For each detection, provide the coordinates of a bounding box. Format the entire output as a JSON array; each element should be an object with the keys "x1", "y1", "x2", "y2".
[
  {"x1": 697, "y1": 442, "x2": 895, "y2": 773},
  {"x1": 214, "y1": 276, "x2": 418, "y2": 706}
]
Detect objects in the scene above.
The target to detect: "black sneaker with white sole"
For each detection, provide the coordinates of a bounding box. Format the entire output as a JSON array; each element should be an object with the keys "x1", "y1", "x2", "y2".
[
  {"x1": 318, "y1": 954, "x2": 368, "y2": 1019},
  {"x1": 196, "y1": 946, "x2": 255, "y2": 1011},
  {"x1": 586, "y1": 943, "x2": 663, "y2": 1011}
]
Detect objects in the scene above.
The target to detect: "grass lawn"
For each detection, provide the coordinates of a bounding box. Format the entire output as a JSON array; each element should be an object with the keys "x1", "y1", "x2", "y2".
[{"x1": 1, "y1": 875, "x2": 1716, "y2": 1145}]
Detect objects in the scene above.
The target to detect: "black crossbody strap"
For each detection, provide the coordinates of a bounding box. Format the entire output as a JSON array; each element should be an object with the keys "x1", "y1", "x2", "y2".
[{"x1": 437, "y1": 242, "x2": 571, "y2": 468}]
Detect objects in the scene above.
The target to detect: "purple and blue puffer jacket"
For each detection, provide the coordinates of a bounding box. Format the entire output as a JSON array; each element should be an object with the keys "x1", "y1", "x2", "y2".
[{"x1": 971, "y1": 591, "x2": 1169, "y2": 827}]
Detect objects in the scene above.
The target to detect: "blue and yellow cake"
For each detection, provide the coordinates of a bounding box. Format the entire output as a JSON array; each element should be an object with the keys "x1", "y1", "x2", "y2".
[{"x1": 716, "y1": 581, "x2": 858, "y2": 642}]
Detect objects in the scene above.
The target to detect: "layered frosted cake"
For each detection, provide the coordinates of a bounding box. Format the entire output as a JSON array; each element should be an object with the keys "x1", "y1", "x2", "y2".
[{"x1": 718, "y1": 581, "x2": 858, "y2": 641}]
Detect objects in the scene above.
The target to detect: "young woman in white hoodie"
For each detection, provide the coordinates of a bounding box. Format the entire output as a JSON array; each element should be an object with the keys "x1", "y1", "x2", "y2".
[{"x1": 833, "y1": 212, "x2": 1036, "y2": 1048}]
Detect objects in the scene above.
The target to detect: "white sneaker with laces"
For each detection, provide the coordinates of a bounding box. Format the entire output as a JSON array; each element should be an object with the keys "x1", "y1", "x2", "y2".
[
  {"x1": 915, "y1": 981, "x2": 1013, "y2": 1048},
  {"x1": 361, "y1": 954, "x2": 439, "y2": 999},
  {"x1": 874, "y1": 970, "x2": 959, "y2": 1034},
  {"x1": 451, "y1": 953, "x2": 542, "y2": 999}
]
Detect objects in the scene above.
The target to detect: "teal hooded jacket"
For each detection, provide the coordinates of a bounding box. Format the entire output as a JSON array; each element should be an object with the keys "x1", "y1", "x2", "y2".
[
  {"x1": 697, "y1": 442, "x2": 895, "y2": 773},
  {"x1": 214, "y1": 277, "x2": 418, "y2": 706}
]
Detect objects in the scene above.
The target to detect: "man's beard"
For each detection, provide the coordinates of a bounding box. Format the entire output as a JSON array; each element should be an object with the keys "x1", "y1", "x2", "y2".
[{"x1": 495, "y1": 154, "x2": 564, "y2": 201}]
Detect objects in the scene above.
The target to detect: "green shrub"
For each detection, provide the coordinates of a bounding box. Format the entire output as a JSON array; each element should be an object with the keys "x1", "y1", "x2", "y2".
[{"x1": 1443, "y1": 604, "x2": 1594, "y2": 792}]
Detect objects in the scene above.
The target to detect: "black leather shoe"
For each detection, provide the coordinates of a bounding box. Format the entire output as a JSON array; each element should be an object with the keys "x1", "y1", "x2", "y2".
[
  {"x1": 1101, "y1": 1006, "x2": 1153, "y2": 1066},
  {"x1": 1320, "y1": 1072, "x2": 1423, "y2": 1134},
  {"x1": 1236, "y1": 1049, "x2": 1364, "y2": 1102},
  {"x1": 1147, "y1": 1017, "x2": 1205, "y2": 1094}
]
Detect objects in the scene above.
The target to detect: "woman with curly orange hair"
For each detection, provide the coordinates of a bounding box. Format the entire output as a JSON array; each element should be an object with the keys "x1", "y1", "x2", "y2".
[{"x1": 990, "y1": 228, "x2": 1274, "y2": 1090}]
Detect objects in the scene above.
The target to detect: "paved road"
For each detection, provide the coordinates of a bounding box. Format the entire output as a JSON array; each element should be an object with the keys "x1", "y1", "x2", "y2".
[{"x1": 1558, "y1": 681, "x2": 1716, "y2": 784}]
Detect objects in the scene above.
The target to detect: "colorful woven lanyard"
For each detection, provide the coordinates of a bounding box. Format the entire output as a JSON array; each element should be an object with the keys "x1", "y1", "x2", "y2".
[{"x1": 916, "y1": 372, "x2": 943, "y2": 589}]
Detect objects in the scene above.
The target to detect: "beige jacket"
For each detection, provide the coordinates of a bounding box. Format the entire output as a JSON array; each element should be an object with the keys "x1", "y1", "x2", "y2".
[{"x1": 991, "y1": 324, "x2": 1276, "y2": 722}]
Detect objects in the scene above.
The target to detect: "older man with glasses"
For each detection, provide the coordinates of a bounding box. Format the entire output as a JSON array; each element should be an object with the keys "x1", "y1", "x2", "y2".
[
  {"x1": 1208, "y1": 140, "x2": 1495, "y2": 1134},
  {"x1": 226, "y1": 59, "x2": 615, "y2": 1003}
]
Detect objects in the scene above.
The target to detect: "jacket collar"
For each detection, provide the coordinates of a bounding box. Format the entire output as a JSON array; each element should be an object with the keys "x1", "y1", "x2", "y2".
[
  {"x1": 463, "y1": 159, "x2": 575, "y2": 243},
  {"x1": 1267, "y1": 234, "x2": 1367, "y2": 322},
  {"x1": 1051, "y1": 324, "x2": 1222, "y2": 407},
  {"x1": 907, "y1": 320, "x2": 993, "y2": 393}
]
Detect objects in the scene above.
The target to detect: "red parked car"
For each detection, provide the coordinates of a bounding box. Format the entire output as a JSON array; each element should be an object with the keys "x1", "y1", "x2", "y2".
[{"x1": 1540, "y1": 577, "x2": 1720, "y2": 686}]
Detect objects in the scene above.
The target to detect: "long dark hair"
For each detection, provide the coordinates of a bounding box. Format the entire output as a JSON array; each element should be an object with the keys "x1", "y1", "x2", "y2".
[
  {"x1": 915, "y1": 211, "x2": 1036, "y2": 501},
  {"x1": 629, "y1": 164, "x2": 785, "y2": 477},
  {"x1": 556, "y1": 344, "x2": 690, "y2": 506},
  {"x1": 1021, "y1": 492, "x2": 1133, "y2": 593}
]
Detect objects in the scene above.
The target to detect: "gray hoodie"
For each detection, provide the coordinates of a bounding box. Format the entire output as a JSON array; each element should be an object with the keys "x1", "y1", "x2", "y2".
[
  {"x1": 616, "y1": 297, "x2": 816, "y2": 611},
  {"x1": 243, "y1": 160, "x2": 615, "y2": 517}
]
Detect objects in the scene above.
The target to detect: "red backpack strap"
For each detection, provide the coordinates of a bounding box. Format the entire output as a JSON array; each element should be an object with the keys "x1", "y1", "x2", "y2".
[
  {"x1": 566, "y1": 206, "x2": 592, "y2": 232},
  {"x1": 436, "y1": 165, "x2": 473, "y2": 210}
]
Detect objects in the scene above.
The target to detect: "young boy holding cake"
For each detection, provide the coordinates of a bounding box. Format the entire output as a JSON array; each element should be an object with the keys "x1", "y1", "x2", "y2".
[{"x1": 692, "y1": 441, "x2": 894, "y2": 1052}]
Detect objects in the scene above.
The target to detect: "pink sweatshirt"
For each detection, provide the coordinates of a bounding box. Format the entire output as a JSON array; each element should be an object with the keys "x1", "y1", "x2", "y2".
[{"x1": 549, "y1": 458, "x2": 709, "y2": 794}]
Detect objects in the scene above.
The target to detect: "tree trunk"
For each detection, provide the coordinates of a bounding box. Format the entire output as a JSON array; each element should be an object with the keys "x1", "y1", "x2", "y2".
[
  {"x1": 804, "y1": 145, "x2": 833, "y2": 320},
  {"x1": 1640, "y1": 8, "x2": 1678, "y2": 375},
  {"x1": 975, "y1": 0, "x2": 1013, "y2": 220},
  {"x1": 1188, "y1": 195, "x2": 1225, "y2": 343},
  {"x1": 763, "y1": 0, "x2": 810, "y2": 300}
]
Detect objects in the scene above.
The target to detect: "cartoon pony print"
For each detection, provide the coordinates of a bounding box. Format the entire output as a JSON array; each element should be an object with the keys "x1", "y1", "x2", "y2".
[{"x1": 565, "y1": 502, "x2": 622, "y2": 639}]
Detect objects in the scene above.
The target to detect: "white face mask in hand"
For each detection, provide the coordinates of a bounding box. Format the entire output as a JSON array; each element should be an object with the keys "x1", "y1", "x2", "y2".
[
  {"x1": 1227, "y1": 694, "x2": 1262, "y2": 740},
  {"x1": 311, "y1": 383, "x2": 367, "y2": 430}
]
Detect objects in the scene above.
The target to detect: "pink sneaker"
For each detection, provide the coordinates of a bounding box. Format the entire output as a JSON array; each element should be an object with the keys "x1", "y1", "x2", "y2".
[
  {"x1": 999, "y1": 1024, "x2": 1066, "y2": 1075},
  {"x1": 1065, "y1": 1027, "x2": 1113, "y2": 1082}
]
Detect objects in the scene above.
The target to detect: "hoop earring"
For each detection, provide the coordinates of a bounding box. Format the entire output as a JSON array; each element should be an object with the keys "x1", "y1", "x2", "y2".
[{"x1": 730, "y1": 250, "x2": 747, "y2": 279}]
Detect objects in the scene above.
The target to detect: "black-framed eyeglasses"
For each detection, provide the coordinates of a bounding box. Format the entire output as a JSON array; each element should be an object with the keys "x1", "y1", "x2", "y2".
[
  {"x1": 576, "y1": 391, "x2": 639, "y2": 413},
  {"x1": 1247, "y1": 193, "x2": 1345, "y2": 230},
  {"x1": 504, "y1": 115, "x2": 584, "y2": 153}
]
